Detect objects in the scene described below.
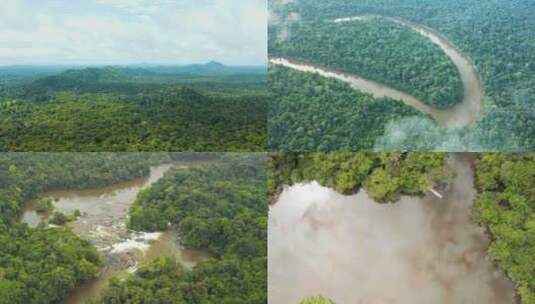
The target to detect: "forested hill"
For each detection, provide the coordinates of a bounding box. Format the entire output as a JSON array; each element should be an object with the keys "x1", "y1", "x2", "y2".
[
  {"x1": 0, "y1": 64, "x2": 268, "y2": 151},
  {"x1": 22, "y1": 67, "x2": 136, "y2": 96},
  {"x1": 0, "y1": 62, "x2": 265, "y2": 81},
  {"x1": 15, "y1": 63, "x2": 266, "y2": 97}
]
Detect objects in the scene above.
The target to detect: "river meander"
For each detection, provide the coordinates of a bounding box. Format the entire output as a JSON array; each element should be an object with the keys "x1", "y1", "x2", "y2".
[{"x1": 270, "y1": 15, "x2": 484, "y2": 128}]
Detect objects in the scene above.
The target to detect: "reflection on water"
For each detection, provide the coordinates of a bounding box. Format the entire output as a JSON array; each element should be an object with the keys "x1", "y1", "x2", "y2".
[
  {"x1": 21, "y1": 163, "x2": 209, "y2": 304},
  {"x1": 268, "y1": 155, "x2": 515, "y2": 304}
]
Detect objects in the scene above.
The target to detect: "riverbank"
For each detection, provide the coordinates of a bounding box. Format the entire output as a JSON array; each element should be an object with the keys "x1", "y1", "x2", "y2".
[
  {"x1": 270, "y1": 15, "x2": 484, "y2": 128},
  {"x1": 269, "y1": 154, "x2": 516, "y2": 303},
  {"x1": 20, "y1": 162, "x2": 210, "y2": 303}
]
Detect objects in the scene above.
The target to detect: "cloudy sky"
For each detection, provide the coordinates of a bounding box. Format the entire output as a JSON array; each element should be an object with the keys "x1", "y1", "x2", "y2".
[{"x1": 0, "y1": 0, "x2": 267, "y2": 65}]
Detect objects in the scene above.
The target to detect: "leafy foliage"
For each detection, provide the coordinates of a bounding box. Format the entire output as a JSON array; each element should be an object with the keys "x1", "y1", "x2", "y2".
[
  {"x1": 0, "y1": 66, "x2": 267, "y2": 151},
  {"x1": 0, "y1": 153, "x2": 163, "y2": 221},
  {"x1": 268, "y1": 152, "x2": 448, "y2": 202},
  {"x1": 270, "y1": 17, "x2": 463, "y2": 108},
  {"x1": 0, "y1": 153, "x2": 164, "y2": 303},
  {"x1": 269, "y1": 66, "x2": 426, "y2": 150},
  {"x1": 35, "y1": 198, "x2": 53, "y2": 213},
  {"x1": 97, "y1": 257, "x2": 186, "y2": 303},
  {"x1": 475, "y1": 154, "x2": 535, "y2": 304},
  {"x1": 0, "y1": 224, "x2": 101, "y2": 304},
  {"x1": 98, "y1": 155, "x2": 267, "y2": 303},
  {"x1": 270, "y1": 0, "x2": 535, "y2": 150}
]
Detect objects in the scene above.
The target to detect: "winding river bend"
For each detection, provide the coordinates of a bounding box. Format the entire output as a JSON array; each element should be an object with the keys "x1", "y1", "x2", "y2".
[
  {"x1": 270, "y1": 15, "x2": 484, "y2": 128},
  {"x1": 21, "y1": 162, "x2": 210, "y2": 304},
  {"x1": 268, "y1": 154, "x2": 516, "y2": 304}
]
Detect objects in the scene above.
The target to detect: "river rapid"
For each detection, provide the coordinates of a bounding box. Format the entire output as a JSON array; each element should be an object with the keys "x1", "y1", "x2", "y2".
[
  {"x1": 270, "y1": 15, "x2": 484, "y2": 128},
  {"x1": 21, "y1": 162, "x2": 210, "y2": 304},
  {"x1": 268, "y1": 154, "x2": 516, "y2": 304}
]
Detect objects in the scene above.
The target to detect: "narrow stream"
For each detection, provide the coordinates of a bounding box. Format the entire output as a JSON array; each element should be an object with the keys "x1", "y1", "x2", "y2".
[
  {"x1": 21, "y1": 162, "x2": 210, "y2": 304},
  {"x1": 268, "y1": 154, "x2": 516, "y2": 303},
  {"x1": 270, "y1": 15, "x2": 484, "y2": 128}
]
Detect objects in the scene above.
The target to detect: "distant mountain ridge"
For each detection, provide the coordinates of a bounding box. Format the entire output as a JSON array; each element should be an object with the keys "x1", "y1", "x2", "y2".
[
  {"x1": 147, "y1": 61, "x2": 265, "y2": 76},
  {"x1": 0, "y1": 61, "x2": 265, "y2": 76},
  {"x1": 15, "y1": 62, "x2": 266, "y2": 97}
]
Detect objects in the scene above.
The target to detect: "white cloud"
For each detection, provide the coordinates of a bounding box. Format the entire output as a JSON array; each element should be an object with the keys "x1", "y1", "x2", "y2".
[{"x1": 0, "y1": 0, "x2": 267, "y2": 65}]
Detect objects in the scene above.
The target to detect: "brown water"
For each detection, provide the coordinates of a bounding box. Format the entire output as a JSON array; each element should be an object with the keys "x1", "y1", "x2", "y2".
[
  {"x1": 66, "y1": 230, "x2": 210, "y2": 304},
  {"x1": 270, "y1": 15, "x2": 484, "y2": 128},
  {"x1": 268, "y1": 155, "x2": 516, "y2": 304},
  {"x1": 21, "y1": 163, "x2": 210, "y2": 304}
]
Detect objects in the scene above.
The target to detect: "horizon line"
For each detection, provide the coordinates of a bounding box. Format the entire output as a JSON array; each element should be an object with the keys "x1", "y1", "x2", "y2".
[{"x1": 0, "y1": 62, "x2": 268, "y2": 68}]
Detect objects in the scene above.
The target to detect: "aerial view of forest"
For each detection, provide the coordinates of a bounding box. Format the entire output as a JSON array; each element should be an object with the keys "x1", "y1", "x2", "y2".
[
  {"x1": 2, "y1": 1, "x2": 534, "y2": 303},
  {"x1": 0, "y1": 153, "x2": 266, "y2": 304},
  {"x1": 269, "y1": 152, "x2": 535, "y2": 304},
  {"x1": 0, "y1": 0, "x2": 267, "y2": 152},
  {"x1": 0, "y1": 64, "x2": 267, "y2": 151},
  {"x1": 269, "y1": 0, "x2": 535, "y2": 151}
]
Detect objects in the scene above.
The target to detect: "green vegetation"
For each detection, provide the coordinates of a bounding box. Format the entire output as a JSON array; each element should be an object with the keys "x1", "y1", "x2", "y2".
[
  {"x1": 270, "y1": 0, "x2": 535, "y2": 150},
  {"x1": 97, "y1": 155, "x2": 267, "y2": 303},
  {"x1": 1, "y1": 154, "x2": 267, "y2": 303},
  {"x1": 48, "y1": 211, "x2": 80, "y2": 226},
  {"x1": 269, "y1": 152, "x2": 448, "y2": 202},
  {"x1": 300, "y1": 295, "x2": 335, "y2": 304},
  {"x1": 269, "y1": 66, "x2": 426, "y2": 150},
  {"x1": 0, "y1": 153, "x2": 163, "y2": 220},
  {"x1": 0, "y1": 224, "x2": 101, "y2": 304},
  {"x1": 49, "y1": 211, "x2": 70, "y2": 225},
  {"x1": 0, "y1": 153, "x2": 166, "y2": 303},
  {"x1": 270, "y1": 17, "x2": 463, "y2": 108},
  {"x1": 0, "y1": 65, "x2": 267, "y2": 151},
  {"x1": 475, "y1": 154, "x2": 535, "y2": 304},
  {"x1": 97, "y1": 257, "x2": 185, "y2": 303},
  {"x1": 35, "y1": 198, "x2": 53, "y2": 214}
]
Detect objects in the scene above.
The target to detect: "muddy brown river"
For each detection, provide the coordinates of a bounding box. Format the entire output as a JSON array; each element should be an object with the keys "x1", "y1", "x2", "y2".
[
  {"x1": 268, "y1": 155, "x2": 516, "y2": 303},
  {"x1": 270, "y1": 15, "x2": 484, "y2": 128},
  {"x1": 21, "y1": 163, "x2": 210, "y2": 304}
]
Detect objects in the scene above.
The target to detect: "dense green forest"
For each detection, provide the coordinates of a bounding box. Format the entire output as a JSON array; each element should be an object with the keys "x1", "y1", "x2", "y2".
[
  {"x1": 269, "y1": 66, "x2": 427, "y2": 150},
  {"x1": 268, "y1": 152, "x2": 448, "y2": 202},
  {"x1": 0, "y1": 153, "x2": 164, "y2": 304},
  {"x1": 269, "y1": 0, "x2": 535, "y2": 150},
  {"x1": 98, "y1": 154, "x2": 267, "y2": 303},
  {"x1": 475, "y1": 154, "x2": 535, "y2": 304},
  {"x1": 269, "y1": 152, "x2": 535, "y2": 303},
  {"x1": 0, "y1": 64, "x2": 267, "y2": 151},
  {"x1": 269, "y1": 17, "x2": 463, "y2": 108},
  {"x1": 0, "y1": 153, "x2": 267, "y2": 303}
]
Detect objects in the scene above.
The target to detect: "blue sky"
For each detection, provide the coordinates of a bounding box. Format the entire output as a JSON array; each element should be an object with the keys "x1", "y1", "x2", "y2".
[{"x1": 0, "y1": 0, "x2": 267, "y2": 65}]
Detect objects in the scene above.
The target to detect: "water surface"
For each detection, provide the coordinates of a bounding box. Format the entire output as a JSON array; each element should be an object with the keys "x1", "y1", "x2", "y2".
[
  {"x1": 270, "y1": 15, "x2": 484, "y2": 128},
  {"x1": 268, "y1": 155, "x2": 515, "y2": 303},
  {"x1": 21, "y1": 163, "x2": 210, "y2": 303}
]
